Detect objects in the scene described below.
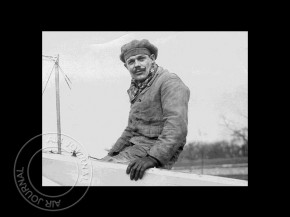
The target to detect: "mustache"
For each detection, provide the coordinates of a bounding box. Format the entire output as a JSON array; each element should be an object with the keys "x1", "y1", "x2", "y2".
[{"x1": 134, "y1": 68, "x2": 146, "y2": 73}]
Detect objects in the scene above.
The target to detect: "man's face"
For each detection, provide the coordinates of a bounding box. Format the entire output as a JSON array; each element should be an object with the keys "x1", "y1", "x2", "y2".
[{"x1": 124, "y1": 54, "x2": 155, "y2": 82}]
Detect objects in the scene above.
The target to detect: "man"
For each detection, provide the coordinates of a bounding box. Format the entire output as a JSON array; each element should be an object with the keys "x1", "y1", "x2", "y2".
[{"x1": 102, "y1": 39, "x2": 190, "y2": 181}]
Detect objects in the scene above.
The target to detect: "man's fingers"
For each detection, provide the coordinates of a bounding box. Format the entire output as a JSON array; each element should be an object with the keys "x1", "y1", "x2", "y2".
[
  {"x1": 134, "y1": 163, "x2": 144, "y2": 181},
  {"x1": 126, "y1": 157, "x2": 157, "y2": 181},
  {"x1": 130, "y1": 162, "x2": 140, "y2": 180},
  {"x1": 126, "y1": 161, "x2": 136, "y2": 174},
  {"x1": 139, "y1": 161, "x2": 154, "y2": 179},
  {"x1": 139, "y1": 165, "x2": 146, "y2": 179}
]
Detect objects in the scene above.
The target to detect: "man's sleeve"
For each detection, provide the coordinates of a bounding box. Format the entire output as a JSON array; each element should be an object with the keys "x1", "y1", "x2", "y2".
[
  {"x1": 109, "y1": 118, "x2": 133, "y2": 154},
  {"x1": 149, "y1": 77, "x2": 190, "y2": 166}
]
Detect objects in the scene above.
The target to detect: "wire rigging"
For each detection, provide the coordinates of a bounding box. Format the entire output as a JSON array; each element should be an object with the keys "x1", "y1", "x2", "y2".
[
  {"x1": 42, "y1": 63, "x2": 56, "y2": 95},
  {"x1": 59, "y1": 65, "x2": 72, "y2": 90},
  {"x1": 42, "y1": 55, "x2": 72, "y2": 94},
  {"x1": 63, "y1": 73, "x2": 71, "y2": 90},
  {"x1": 59, "y1": 65, "x2": 72, "y2": 84},
  {"x1": 42, "y1": 55, "x2": 57, "y2": 60}
]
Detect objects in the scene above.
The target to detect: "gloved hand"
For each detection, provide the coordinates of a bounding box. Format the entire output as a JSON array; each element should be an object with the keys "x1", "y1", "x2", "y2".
[{"x1": 126, "y1": 155, "x2": 161, "y2": 181}]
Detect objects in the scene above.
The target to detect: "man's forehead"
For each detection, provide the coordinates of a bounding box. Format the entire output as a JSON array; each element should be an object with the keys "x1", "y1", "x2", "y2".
[{"x1": 126, "y1": 54, "x2": 149, "y2": 62}]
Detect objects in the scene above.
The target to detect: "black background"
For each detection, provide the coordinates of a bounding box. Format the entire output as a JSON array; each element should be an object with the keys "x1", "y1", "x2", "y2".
[{"x1": 6, "y1": 11, "x2": 249, "y2": 216}]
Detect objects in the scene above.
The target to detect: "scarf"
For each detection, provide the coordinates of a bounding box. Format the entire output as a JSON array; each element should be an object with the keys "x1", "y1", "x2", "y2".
[{"x1": 127, "y1": 64, "x2": 158, "y2": 103}]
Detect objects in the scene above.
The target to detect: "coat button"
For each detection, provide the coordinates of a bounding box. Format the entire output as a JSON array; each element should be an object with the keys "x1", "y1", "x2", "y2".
[{"x1": 138, "y1": 99, "x2": 141, "y2": 102}]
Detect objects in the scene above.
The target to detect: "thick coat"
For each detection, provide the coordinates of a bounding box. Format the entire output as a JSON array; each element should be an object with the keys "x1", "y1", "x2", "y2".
[{"x1": 111, "y1": 66, "x2": 190, "y2": 168}]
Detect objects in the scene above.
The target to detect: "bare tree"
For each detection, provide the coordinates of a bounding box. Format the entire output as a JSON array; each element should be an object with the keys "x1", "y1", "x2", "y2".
[{"x1": 221, "y1": 114, "x2": 248, "y2": 156}]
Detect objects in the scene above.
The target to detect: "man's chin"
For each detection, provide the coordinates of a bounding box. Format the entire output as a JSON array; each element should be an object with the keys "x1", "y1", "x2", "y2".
[{"x1": 134, "y1": 75, "x2": 146, "y2": 82}]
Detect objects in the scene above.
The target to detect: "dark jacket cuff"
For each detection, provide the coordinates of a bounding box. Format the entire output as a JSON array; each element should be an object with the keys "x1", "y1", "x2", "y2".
[{"x1": 147, "y1": 155, "x2": 162, "y2": 167}]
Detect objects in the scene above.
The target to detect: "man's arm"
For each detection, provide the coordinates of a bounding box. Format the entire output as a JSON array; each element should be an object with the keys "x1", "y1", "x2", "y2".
[
  {"x1": 148, "y1": 76, "x2": 190, "y2": 166},
  {"x1": 108, "y1": 120, "x2": 133, "y2": 156}
]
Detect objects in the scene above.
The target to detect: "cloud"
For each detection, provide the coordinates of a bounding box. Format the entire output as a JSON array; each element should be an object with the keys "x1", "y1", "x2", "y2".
[{"x1": 90, "y1": 33, "x2": 136, "y2": 50}]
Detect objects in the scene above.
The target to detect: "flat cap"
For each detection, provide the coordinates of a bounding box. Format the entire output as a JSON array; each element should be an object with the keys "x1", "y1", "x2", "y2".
[{"x1": 120, "y1": 39, "x2": 158, "y2": 63}]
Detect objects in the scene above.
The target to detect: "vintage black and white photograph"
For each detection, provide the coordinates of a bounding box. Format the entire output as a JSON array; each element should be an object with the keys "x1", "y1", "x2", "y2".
[{"x1": 41, "y1": 31, "x2": 248, "y2": 187}]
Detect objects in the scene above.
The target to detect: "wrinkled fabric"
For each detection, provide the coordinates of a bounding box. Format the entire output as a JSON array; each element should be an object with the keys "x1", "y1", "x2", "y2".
[
  {"x1": 107, "y1": 66, "x2": 190, "y2": 169},
  {"x1": 102, "y1": 143, "x2": 148, "y2": 164}
]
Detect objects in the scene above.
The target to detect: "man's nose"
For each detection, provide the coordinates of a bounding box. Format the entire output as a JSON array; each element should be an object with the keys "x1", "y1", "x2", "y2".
[{"x1": 134, "y1": 60, "x2": 141, "y2": 67}]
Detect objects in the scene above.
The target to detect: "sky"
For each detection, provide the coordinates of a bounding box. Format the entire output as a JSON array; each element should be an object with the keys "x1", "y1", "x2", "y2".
[{"x1": 42, "y1": 31, "x2": 248, "y2": 158}]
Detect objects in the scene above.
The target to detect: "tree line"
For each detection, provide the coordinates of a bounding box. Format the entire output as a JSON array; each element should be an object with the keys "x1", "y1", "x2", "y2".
[{"x1": 178, "y1": 140, "x2": 248, "y2": 161}]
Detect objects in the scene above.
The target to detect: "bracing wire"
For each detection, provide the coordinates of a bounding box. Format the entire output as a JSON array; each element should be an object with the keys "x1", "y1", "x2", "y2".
[
  {"x1": 59, "y1": 65, "x2": 72, "y2": 90},
  {"x1": 42, "y1": 63, "x2": 56, "y2": 95},
  {"x1": 59, "y1": 66, "x2": 72, "y2": 84},
  {"x1": 42, "y1": 55, "x2": 57, "y2": 60},
  {"x1": 63, "y1": 74, "x2": 71, "y2": 90},
  {"x1": 42, "y1": 55, "x2": 72, "y2": 92}
]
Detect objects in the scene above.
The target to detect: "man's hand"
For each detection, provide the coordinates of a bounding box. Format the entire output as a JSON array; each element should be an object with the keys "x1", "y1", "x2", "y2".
[{"x1": 126, "y1": 156, "x2": 160, "y2": 181}]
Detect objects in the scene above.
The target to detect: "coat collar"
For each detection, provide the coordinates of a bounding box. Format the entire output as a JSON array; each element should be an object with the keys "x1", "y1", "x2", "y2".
[{"x1": 127, "y1": 64, "x2": 160, "y2": 103}]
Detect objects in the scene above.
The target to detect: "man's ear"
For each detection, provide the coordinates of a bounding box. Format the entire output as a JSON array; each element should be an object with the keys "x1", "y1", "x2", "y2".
[
  {"x1": 150, "y1": 54, "x2": 156, "y2": 62},
  {"x1": 124, "y1": 63, "x2": 128, "y2": 69}
]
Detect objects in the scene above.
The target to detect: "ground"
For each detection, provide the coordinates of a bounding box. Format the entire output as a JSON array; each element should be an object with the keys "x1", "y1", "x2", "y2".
[{"x1": 172, "y1": 157, "x2": 248, "y2": 180}]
